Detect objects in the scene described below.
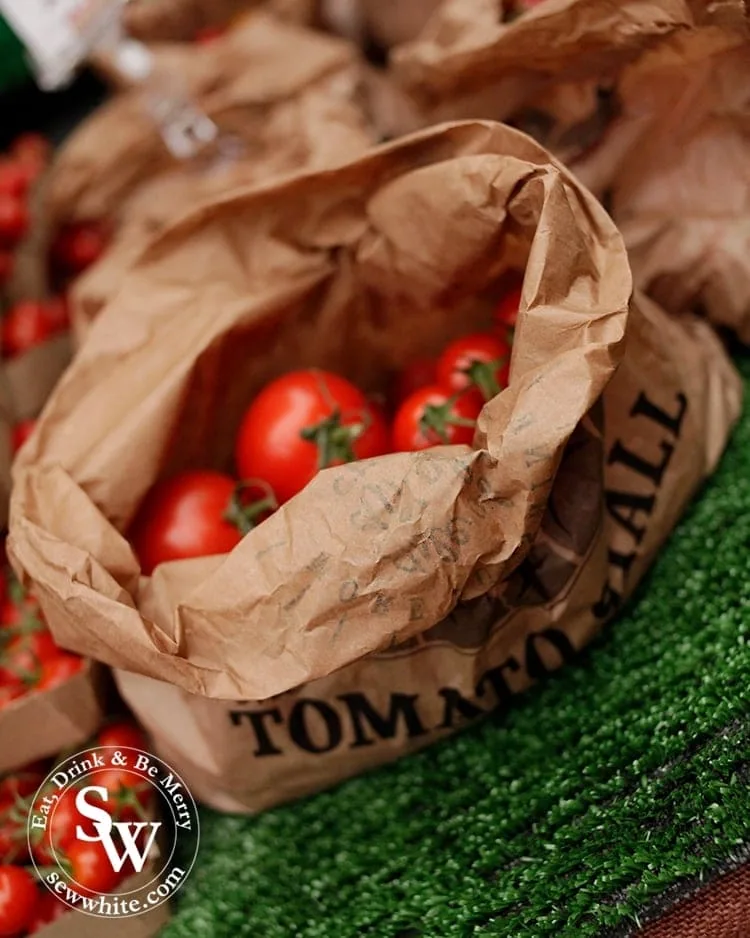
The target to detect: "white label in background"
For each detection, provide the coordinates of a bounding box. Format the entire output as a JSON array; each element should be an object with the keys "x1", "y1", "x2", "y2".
[{"x1": 0, "y1": 0, "x2": 125, "y2": 89}]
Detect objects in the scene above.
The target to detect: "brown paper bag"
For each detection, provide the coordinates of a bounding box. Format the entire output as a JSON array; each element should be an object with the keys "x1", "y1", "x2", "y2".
[
  {"x1": 572, "y1": 26, "x2": 750, "y2": 341},
  {"x1": 0, "y1": 661, "x2": 108, "y2": 774},
  {"x1": 121, "y1": 0, "x2": 318, "y2": 41},
  {"x1": 8, "y1": 121, "x2": 741, "y2": 811},
  {"x1": 389, "y1": 0, "x2": 750, "y2": 335},
  {"x1": 48, "y1": 14, "x2": 374, "y2": 228}
]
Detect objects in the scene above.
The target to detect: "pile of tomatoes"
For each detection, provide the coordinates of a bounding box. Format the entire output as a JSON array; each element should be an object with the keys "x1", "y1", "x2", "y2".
[
  {"x1": 0, "y1": 570, "x2": 84, "y2": 711},
  {"x1": 0, "y1": 722, "x2": 151, "y2": 936},
  {"x1": 129, "y1": 284, "x2": 521, "y2": 574},
  {"x1": 0, "y1": 135, "x2": 48, "y2": 288}
]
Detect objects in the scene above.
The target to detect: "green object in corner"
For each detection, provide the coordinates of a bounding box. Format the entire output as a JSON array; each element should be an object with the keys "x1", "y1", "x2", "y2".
[{"x1": 0, "y1": 16, "x2": 31, "y2": 93}]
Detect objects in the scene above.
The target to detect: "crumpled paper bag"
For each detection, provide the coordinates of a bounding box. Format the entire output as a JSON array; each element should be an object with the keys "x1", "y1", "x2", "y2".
[
  {"x1": 389, "y1": 0, "x2": 750, "y2": 335},
  {"x1": 8, "y1": 121, "x2": 741, "y2": 810},
  {"x1": 122, "y1": 0, "x2": 317, "y2": 41},
  {"x1": 572, "y1": 25, "x2": 750, "y2": 340},
  {"x1": 47, "y1": 13, "x2": 374, "y2": 228}
]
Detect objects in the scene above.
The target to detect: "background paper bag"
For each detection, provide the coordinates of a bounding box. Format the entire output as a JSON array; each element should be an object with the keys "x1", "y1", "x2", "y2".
[
  {"x1": 7, "y1": 121, "x2": 741, "y2": 809},
  {"x1": 47, "y1": 14, "x2": 374, "y2": 229}
]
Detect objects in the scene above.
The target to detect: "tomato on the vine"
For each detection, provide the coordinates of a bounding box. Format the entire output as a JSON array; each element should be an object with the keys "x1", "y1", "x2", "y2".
[
  {"x1": 392, "y1": 358, "x2": 438, "y2": 409},
  {"x1": 98, "y1": 721, "x2": 147, "y2": 752},
  {"x1": 436, "y1": 332, "x2": 511, "y2": 402},
  {"x1": 36, "y1": 654, "x2": 84, "y2": 691},
  {"x1": 27, "y1": 891, "x2": 67, "y2": 933},
  {"x1": 495, "y1": 285, "x2": 522, "y2": 331},
  {"x1": 12, "y1": 419, "x2": 36, "y2": 455},
  {"x1": 0, "y1": 798, "x2": 28, "y2": 863},
  {"x1": 0, "y1": 161, "x2": 32, "y2": 199},
  {"x1": 1, "y1": 301, "x2": 55, "y2": 359},
  {"x1": 0, "y1": 761, "x2": 47, "y2": 802},
  {"x1": 128, "y1": 470, "x2": 267, "y2": 575},
  {"x1": 0, "y1": 196, "x2": 28, "y2": 245},
  {"x1": 12, "y1": 133, "x2": 51, "y2": 169},
  {"x1": 53, "y1": 223, "x2": 108, "y2": 273},
  {"x1": 0, "y1": 864, "x2": 38, "y2": 936},
  {"x1": 67, "y1": 839, "x2": 124, "y2": 895},
  {"x1": 32, "y1": 788, "x2": 88, "y2": 864},
  {"x1": 236, "y1": 370, "x2": 389, "y2": 505},
  {"x1": 392, "y1": 386, "x2": 481, "y2": 452}
]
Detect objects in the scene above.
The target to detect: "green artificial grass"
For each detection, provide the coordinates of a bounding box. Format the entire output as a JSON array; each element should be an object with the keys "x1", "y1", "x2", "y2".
[{"x1": 162, "y1": 354, "x2": 750, "y2": 938}]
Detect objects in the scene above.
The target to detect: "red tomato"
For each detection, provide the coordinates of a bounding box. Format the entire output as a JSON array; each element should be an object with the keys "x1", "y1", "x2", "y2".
[
  {"x1": 0, "y1": 593, "x2": 40, "y2": 631},
  {"x1": 436, "y1": 332, "x2": 511, "y2": 402},
  {"x1": 66, "y1": 839, "x2": 123, "y2": 895},
  {"x1": 11, "y1": 419, "x2": 36, "y2": 455},
  {"x1": 0, "y1": 864, "x2": 38, "y2": 936},
  {"x1": 0, "y1": 251, "x2": 13, "y2": 286},
  {"x1": 42, "y1": 296, "x2": 69, "y2": 333},
  {"x1": 3, "y1": 632, "x2": 59, "y2": 679},
  {"x1": 27, "y1": 890, "x2": 67, "y2": 932},
  {"x1": 0, "y1": 196, "x2": 28, "y2": 245},
  {"x1": 0, "y1": 685, "x2": 23, "y2": 709},
  {"x1": 0, "y1": 161, "x2": 32, "y2": 199},
  {"x1": 53, "y1": 223, "x2": 108, "y2": 273},
  {"x1": 36, "y1": 654, "x2": 84, "y2": 692},
  {"x1": 32, "y1": 788, "x2": 88, "y2": 864},
  {"x1": 495, "y1": 285, "x2": 523, "y2": 330},
  {"x1": 1, "y1": 301, "x2": 55, "y2": 359},
  {"x1": 129, "y1": 471, "x2": 245, "y2": 575},
  {"x1": 98, "y1": 722, "x2": 147, "y2": 752},
  {"x1": 12, "y1": 133, "x2": 51, "y2": 168},
  {"x1": 236, "y1": 370, "x2": 390, "y2": 505},
  {"x1": 194, "y1": 25, "x2": 225, "y2": 43},
  {"x1": 392, "y1": 386, "x2": 481, "y2": 452},
  {"x1": 392, "y1": 358, "x2": 437, "y2": 409},
  {"x1": 88, "y1": 767, "x2": 152, "y2": 819}
]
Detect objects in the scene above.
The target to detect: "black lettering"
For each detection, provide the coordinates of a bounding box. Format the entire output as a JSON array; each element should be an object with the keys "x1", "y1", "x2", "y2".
[
  {"x1": 631, "y1": 391, "x2": 687, "y2": 437},
  {"x1": 476, "y1": 657, "x2": 520, "y2": 706},
  {"x1": 592, "y1": 581, "x2": 622, "y2": 620},
  {"x1": 339, "y1": 693, "x2": 427, "y2": 748},
  {"x1": 525, "y1": 628, "x2": 577, "y2": 680},
  {"x1": 605, "y1": 491, "x2": 655, "y2": 543},
  {"x1": 229, "y1": 709, "x2": 284, "y2": 757},
  {"x1": 289, "y1": 699, "x2": 342, "y2": 754},
  {"x1": 608, "y1": 547, "x2": 637, "y2": 577},
  {"x1": 607, "y1": 439, "x2": 675, "y2": 487},
  {"x1": 437, "y1": 688, "x2": 485, "y2": 730}
]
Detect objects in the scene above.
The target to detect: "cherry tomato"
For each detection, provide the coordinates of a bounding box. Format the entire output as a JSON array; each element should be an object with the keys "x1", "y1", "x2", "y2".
[
  {"x1": 392, "y1": 386, "x2": 481, "y2": 452},
  {"x1": 0, "y1": 161, "x2": 32, "y2": 199},
  {"x1": 88, "y1": 767, "x2": 152, "y2": 819},
  {"x1": 1, "y1": 301, "x2": 55, "y2": 359},
  {"x1": 98, "y1": 722, "x2": 147, "y2": 752},
  {"x1": 0, "y1": 196, "x2": 28, "y2": 245},
  {"x1": 436, "y1": 332, "x2": 511, "y2": 402},
  {"x1": 66, "y1": 839, "x2": 124, "y2": 895},
  {"x1": 53, "y1": 223, "x2": 108, "y2": 273},
  {"x1": 236, "y1": 370, "x2": 390, "y2": 505},
  {"x1": 0, "y1": 864, "x2": 38, "y2": 936},
  {"x1": 194, "y1": 25, "x2": 225, "y2": 43},
  {"x1": 495, "y1": 285, "x2": 522, "y2": 331},
  {"x1": 3, "y1": 632, "x2": 59, "y2": 681},
  {"x1": 392, "y1": 358, "x2": 437, "y2": 409},
  {"x1": 32, "y1": 788, "x2": 88, "y2": 864},
  {"x1": 11, "y1": 419, "x2": 36, "y2": 455},
  {"x1": 0, "y1": 251, "x2": 13, "y2": 286},
  {"x1": 12, "y1": 133, "x2": 51, "y2": 168},
  {"x1": 36, "y1": 654, "x2": 84, "y2": 692},
  {"x1": 27, "y1": 890, "x2": 67, "y2": 932},
  {"x1": 129, "y1": 471, "x2": 247, "y2": 575}
]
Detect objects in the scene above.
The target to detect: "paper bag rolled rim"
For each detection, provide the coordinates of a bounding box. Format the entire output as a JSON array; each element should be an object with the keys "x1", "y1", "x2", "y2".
[
  {"x1": 9, "y1": 120, "x2": 632, "y2": 703},
  {"x1": 0, "y1": 659, "x2": 107, "y2": 774}
]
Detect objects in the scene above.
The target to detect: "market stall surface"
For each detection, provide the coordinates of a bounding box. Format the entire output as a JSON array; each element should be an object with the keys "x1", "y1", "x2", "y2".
[{"x1": 161, "y1": 357, "x2": 750, "y2": 937}]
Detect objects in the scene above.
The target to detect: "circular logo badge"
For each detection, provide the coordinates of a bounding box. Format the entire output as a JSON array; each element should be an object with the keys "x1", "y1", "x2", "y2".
[{"x1": 27, "y1": 746, "x2": 200, "y2": 919}]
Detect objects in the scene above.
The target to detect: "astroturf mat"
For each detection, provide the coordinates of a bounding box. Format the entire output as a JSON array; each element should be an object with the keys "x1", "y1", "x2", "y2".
[{"x1": 162, "y1": 353, "x2": 750, "y2": 938}]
